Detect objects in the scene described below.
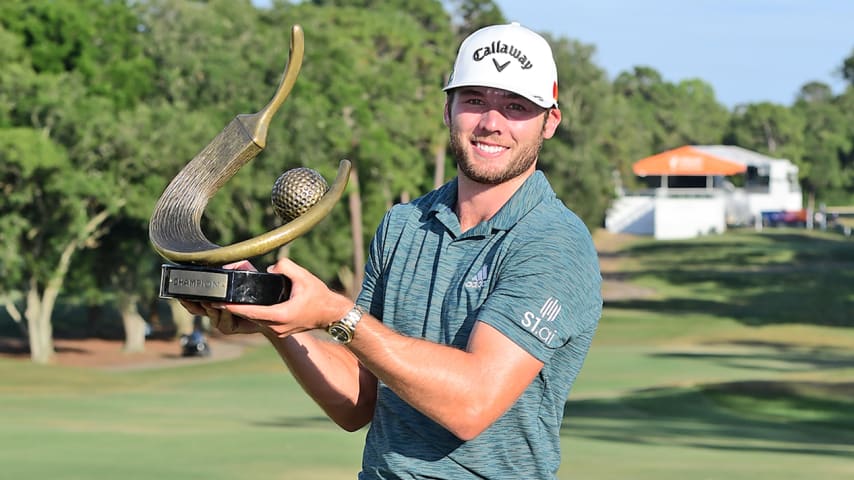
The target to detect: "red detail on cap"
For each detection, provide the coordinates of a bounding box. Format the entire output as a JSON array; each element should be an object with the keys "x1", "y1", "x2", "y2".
[{"x1": 552, "y1": 81, "x2": 558, "y2": 101}]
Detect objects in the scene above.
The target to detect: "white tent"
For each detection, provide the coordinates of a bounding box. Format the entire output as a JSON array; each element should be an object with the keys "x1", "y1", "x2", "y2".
[{"x1": 606, "y1": 145, "x2": 803, "y2": 239}]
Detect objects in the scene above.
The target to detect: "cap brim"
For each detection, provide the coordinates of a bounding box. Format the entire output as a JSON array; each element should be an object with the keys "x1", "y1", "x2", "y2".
[{"x1": 443, "y1": 81, "x2": 556, "y2": 109}]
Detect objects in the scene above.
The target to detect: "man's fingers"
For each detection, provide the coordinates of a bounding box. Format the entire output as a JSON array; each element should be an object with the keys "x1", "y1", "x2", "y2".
[
  {"x1": 222, "y1": 302, "x2": 287, "y2": 323},
  {"x1": 179, "y1": 300, "x2": 206, "y2": 316},
  {"x1": 201, "y1": 304, "x2": 222, "y2": 325},
  {"x1": 224, "y1": 260, "x2": 257, "y2": 271},
  {"x1": 204, "y1": 305, "x2": 249, "y2": 334},
  {"x1": 267, "y1": 257, "x2": 308, "y2": 279}
]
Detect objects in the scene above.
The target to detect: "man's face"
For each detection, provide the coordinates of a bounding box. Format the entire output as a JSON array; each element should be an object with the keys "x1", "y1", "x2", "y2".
[{"x1": 445, "y1": 87, "x2": 561, "y2": 185}]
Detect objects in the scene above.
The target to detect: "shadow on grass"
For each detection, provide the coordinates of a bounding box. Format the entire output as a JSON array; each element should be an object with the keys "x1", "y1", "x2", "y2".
[
  {"x1": 607, "y1": 288, "x2": 852, "y2": 327},
  {"x1": 562, "y1": 380, "x2": 854, "y2": 457},
  {"x1": 623, "y1": 231, "x2": 854, "y2": 264},
  {"x1": 652, "y1": 340, "x2": 854, "y2": 372},
  {"x1": 250, "y1": 416, "x2": 341, "y2": 429},
  {"x1": 0, "y1": 337, "x2": 90, "y2": 357},
  {"x1": 606, "y1": 232, "x2": 854, "y2": 327}
]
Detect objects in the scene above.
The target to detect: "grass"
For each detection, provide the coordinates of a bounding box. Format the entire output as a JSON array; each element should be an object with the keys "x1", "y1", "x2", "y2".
[
  {"x1": 0, "y1": 347, "x2": 367, "y2": 480},
  {"x1": 557, "y1": 228, "x2": 854, "y2": 479},
  {"x1": 1, "y1": 228, "x2": 852, "y2": 479}
]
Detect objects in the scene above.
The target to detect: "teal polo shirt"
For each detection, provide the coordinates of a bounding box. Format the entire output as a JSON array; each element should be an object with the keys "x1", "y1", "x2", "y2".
[{"x1": 357, "y1": 171, "x2": 602, "y2": 480}]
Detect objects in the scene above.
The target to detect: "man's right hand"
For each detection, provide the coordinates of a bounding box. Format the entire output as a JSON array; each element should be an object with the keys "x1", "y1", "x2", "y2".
[
  {"x1": 177, "y1": 260, "x2": 266, "y2": 336},
  {"x1": 177, "y1": 299, "x2": 261, "y2": 335}
]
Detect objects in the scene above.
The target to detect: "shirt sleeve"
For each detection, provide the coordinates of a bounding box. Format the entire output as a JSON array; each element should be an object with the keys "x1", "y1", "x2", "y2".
[
  {"x1": 476, "y1": 226, "x2": 602, "y2": 363},
  {"x1": 356, "y1": 210, "x2": 391, "y2": 321}
]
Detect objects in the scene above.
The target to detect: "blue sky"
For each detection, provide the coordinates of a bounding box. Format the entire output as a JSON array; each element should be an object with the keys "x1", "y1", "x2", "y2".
[
  {"x1": 251, "y1": 0, "x2": 852, "y2": 108},
  {"x1": 495, "y1": 0, "x2": 853, "y2": 107}
]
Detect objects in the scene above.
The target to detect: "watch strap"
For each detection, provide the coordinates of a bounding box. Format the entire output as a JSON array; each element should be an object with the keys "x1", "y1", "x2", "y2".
[{"x1": 327, "y1": 304, "x2": 366, "y2": 344}]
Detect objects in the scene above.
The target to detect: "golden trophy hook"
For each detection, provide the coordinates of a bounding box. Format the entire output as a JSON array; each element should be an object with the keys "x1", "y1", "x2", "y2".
[{"x1": 149, "y1": 25, "x2": 351, "y2": 266}]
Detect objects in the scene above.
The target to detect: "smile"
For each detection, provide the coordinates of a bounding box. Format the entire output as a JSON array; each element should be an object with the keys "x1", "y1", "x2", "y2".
[{"x1": 474, "y1": 142, "x2": 507, "y2": 155}]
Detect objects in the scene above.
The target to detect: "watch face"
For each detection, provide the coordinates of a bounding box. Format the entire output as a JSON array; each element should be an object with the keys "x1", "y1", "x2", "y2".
[{"x1": 328, "y1": 324, "x2": 352, "y2": 343}]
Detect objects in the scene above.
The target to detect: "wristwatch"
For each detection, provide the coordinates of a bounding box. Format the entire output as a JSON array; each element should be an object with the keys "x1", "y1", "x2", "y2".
[{"x1": 327, "y1": 304, "x2": 366, "y2": 344}]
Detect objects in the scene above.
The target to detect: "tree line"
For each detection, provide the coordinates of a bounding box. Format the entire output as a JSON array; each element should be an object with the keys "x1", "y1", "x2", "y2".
[{"x1": 1, "y1": 0, "x2": 852, "y2": 363}]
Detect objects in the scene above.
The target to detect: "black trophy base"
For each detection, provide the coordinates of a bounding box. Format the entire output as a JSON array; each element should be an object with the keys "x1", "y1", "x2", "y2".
[{"x1": 159, "y1": 264, "x2": 291, "y2": 305}]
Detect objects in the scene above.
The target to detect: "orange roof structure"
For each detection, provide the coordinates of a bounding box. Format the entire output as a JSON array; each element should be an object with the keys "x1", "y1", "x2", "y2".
[{"x1": 632, "y1": 145, "x2": 748, "y2": 176}]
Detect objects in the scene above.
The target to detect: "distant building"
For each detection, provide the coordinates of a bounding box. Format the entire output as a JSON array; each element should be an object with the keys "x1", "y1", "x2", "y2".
[{"x1": 605, "y1": 145, "x2": 803, "y2": 240}]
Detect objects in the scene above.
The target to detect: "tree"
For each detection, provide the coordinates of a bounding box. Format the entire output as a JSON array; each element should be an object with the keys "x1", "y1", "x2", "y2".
[
  {"x1": 448, "y1": 0, "x2": 506, "y2": 36},
  {"x1": 259, "y1": 2, "x2": 454, "y2": 289},
  {"x1": 539, "y1": 35, "x2": 616, "y2": 227},
  {"x1": 0, "y1": 0, "x2": 151, "y2": 362},
  {"x1": 613, "y1": 66, "x2": 728, "y2": 153},
  {"x1": 794, "y1": 82, "x2": 852, "y2": 206},
  {"x1": 0, "y1": 127, "x2": 122, "y2": 363},
  {"x1": 665, "y1": 78, "x2": 729, "y2": 145},
  {"x1": 833, "y1": 48, "x2": 854, "y2": 204},
  {"x1": 0, "y1": 0, "x2": 155, "y2": 111},
  {"x1": 835, "y1": 88, "x2": 854, "y2": 203},
  {"x1": 841, "y1": 47, "x2": 854, "y2": 86},
  {"x1": 725, "y1": 102, "x2": 805, "y2": 164}
]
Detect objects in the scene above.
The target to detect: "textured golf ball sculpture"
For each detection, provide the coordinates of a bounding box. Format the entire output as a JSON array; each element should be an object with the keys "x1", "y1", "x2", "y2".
[{"x1": 271, "y1": 167, "x2": 329, "y2": 223}]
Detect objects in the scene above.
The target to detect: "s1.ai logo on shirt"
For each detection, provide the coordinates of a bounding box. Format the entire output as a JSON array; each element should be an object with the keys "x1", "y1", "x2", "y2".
[{"x1": 522, "y1": 297, "x2": 561, "y2": 345}]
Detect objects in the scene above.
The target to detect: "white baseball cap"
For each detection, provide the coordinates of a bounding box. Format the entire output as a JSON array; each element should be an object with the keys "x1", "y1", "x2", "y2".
[{"x1": 444, "y1": 22, "x2": 559, "y2": 109}]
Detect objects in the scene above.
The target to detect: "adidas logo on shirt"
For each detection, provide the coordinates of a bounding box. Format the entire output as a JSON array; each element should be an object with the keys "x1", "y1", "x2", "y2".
[{"x1": 464, "y1": 265, "x2": 489, "y2": 289}]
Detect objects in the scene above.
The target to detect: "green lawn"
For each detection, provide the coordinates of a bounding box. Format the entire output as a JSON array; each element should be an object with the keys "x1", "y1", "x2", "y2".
[{"x1": 1, "y1": 229, "x2": 852, "y2": 479}]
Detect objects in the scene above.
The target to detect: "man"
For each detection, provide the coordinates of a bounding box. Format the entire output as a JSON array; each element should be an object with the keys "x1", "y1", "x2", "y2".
[{"x1": 185, "y1": 22, "x2": 602, "y2": 479}]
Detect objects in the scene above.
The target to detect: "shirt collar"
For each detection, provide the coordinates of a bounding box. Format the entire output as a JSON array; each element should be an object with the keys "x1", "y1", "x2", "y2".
[{"x1": 427, "y1": 171, "x2": 554, "y2": 238}]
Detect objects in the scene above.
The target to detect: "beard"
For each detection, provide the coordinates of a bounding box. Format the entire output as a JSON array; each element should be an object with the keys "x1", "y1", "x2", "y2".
[{"x1": 448, "y1": 119, "x2": 546, "y2": 185}]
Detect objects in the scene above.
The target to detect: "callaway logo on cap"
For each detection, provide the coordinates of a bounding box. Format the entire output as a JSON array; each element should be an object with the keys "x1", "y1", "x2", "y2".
[{"x1": 444, "y1": 22, "x2": 559, "y2": 108}]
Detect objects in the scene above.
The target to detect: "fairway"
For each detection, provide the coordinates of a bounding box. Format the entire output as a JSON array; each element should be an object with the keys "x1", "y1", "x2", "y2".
[{"x1": 1, "y1": 229, "x2": 852, "y2": 479}]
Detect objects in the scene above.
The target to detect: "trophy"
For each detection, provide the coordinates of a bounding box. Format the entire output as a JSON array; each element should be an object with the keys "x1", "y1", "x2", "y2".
[{"x1": 149, "y1": 25, "x2": 350, "y2": 305}]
